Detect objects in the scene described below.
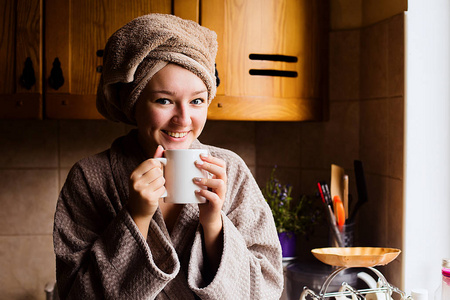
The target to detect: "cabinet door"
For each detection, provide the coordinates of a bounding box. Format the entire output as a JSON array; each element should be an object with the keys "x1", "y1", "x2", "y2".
[
  {"x1": 201, "y1": 0, "x2": 328, "y2": 121},
  {"x1": 0, "y1": 0, "x2": 43, "y2": 119},
  {"x1": 44, "y1": 0, "x2": 171, "y2": 119}
]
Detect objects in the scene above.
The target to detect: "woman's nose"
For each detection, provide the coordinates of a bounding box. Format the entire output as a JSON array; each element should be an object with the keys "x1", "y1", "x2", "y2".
[{"x1": 171, "y1": 104, "x2": 192, "y2": 126}]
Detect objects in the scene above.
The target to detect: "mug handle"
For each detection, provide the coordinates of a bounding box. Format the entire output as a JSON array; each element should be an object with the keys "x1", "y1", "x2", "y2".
[{"x1": 155, "y1": 158, "x2": 167, "y2": 198}]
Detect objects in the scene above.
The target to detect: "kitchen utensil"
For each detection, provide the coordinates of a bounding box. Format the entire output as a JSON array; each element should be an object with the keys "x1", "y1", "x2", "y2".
[
  {"x1": 322, "y1": 182, "x2": 333, "y2": 205},
  {"x1": 348, "y1": 160, "x2": 368, "y2": 223},
  {"x1": 333, "y1": 195, "x2": 346, "y2": 226},
  {"x1": 343, "y1": 174, "x2": 349, "y2": 220},
  {"x1": 317, "y1": 183, "x2": 345, "y2": 247},
  {"x1": 331, "y1": 164, "x2": 345, "y2": 207},
  {"x1": 311, "y1": 247, "x2": 401, "y2": 267}
]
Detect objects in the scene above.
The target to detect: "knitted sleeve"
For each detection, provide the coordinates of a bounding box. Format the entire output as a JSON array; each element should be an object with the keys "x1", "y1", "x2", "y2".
[
  {"x1": 187, "y1": 147, "x2": 284, "y2": 299},
  {"x1": 53, "y1": 155, "x2": 180, "y2": 299}
]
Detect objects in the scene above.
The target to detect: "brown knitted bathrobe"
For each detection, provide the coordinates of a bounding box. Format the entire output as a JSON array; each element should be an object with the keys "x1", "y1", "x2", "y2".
[{"x1": 53, "y1": 130, "x2": 283, "y2": 299}]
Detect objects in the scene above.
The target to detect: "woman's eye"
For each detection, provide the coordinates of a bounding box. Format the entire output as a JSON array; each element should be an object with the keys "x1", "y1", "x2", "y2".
[
  {"x1": 155, "y1": 98, "x2": 171, "y2": 105},
  {"x1": 191, "y1": 98, "x2": 205, "y2": 105}
]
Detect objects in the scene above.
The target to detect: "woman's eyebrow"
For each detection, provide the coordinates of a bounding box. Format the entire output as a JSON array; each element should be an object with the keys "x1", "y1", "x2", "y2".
[
  {"x1": 150, "y1": 89, "x2": 207, "y2": 96},
  {"x1": 192, "y1": 89, "x2": 208, "y2": 95}
]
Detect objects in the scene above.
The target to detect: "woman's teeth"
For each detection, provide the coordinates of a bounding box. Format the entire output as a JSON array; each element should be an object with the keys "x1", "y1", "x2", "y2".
[{"x1": 166, "y1": 131, "x2": 188, "y2": 138}]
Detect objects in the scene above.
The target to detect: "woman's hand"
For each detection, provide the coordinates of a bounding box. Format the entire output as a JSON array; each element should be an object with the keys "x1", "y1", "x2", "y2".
[
  {"x1": 127, "y1": 145, "x2": 165, "y2": 238},
  {"x1": 194, "y1": 153, "x2": 227, "y2": 228},
  {"x1": 194, "y1": 153, "x2": 227, "y2": 271}
]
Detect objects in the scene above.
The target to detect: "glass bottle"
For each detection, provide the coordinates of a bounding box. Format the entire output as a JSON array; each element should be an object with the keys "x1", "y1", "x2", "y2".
[{"x1": 434, "y1": 258, "x2": 450, "y2": 300}]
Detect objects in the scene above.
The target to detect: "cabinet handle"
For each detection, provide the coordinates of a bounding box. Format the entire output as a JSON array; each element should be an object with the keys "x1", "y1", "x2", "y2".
[
  {"x1": 249, "y1": 54, "x2": 298, "y2": 62},
  {"x1": 19, "y1": 57, "x2": 36, "y2": 90},
  {"x1": 249, "y1": 69, "x2": 298, "y2": 77},
  {"x1": 248, "y1": 53, "x2": 298, "y2": 77},
  {"x1": 96, "y1": 50, "x2": 104, "y2": 73},
  {"x1": 48, "y1": 57, "x2": 65, "y2": 90}
]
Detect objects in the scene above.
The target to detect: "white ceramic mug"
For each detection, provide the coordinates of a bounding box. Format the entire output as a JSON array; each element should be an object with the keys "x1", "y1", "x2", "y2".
[{"x1": 156, "y1": 149, "x2": 209, "y2": 204}]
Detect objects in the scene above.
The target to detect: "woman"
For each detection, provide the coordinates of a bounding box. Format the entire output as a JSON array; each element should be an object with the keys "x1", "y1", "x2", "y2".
[{"x1": 53, "y1": 13, "x2": 283, "y2": 299}]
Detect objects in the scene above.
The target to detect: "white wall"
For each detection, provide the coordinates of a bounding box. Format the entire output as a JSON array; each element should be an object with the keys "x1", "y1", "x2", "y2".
[{"x1": 404, "y1": 0, "x2": 450, "y2": 295}]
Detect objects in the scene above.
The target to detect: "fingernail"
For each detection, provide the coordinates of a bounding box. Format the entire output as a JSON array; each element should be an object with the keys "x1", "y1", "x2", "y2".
[
  {"x1": 195, "y1": 189, "x2": 201, "y2": 194},
  {"x1": 195, "y1": 160, "x2": 204, "y2": 165},
  {"x1": 200, "y1": 153, "x2": 208, "y2": 158},
  {"x1": 193, "y1": 177, "x2": 202, "y2": 183}
]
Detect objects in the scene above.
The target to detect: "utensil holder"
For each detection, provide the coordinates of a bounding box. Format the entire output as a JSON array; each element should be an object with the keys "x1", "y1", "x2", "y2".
[
  {"x1": 300, "y1": 266, "x2": 411, "y2": 300},
  {"x1": 329, "y1": 222, "x2": 355, "y2": 247}
]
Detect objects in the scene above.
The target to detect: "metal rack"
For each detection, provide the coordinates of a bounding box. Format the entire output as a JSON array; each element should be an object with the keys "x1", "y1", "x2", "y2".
[{"x1": 300, "y1": 266, "x2": 412, "y2": 300}]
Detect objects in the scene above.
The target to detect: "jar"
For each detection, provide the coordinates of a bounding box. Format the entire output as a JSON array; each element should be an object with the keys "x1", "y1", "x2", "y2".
[{"x1": 434, "y1": 258, "x2": 450, "y2": 300}]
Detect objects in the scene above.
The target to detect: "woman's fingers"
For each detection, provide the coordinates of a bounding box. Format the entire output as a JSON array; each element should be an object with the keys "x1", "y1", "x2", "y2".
[
  {"x1": 127, "y1": 146, "x2": 166, "y2": 236},
  {"x1": 200, "y1": 153, "x2": 226, "y2": 167},
  {"x1": 193, "y1": 176, "x2": 225, "y2": 190},
  {"x1": 194, "y1": 153, "x2": 227, "y2": 205},
  {"x1": 128, "y1": 157, "x2": 166, "y2": 219},
  {"x1": 191, "y1": 153, "x2": 227, "y2": 230},
  {"x1": 153, "y1": 145, "x2": 164, "y2": 158},
  {"x1": 131, "y1": 158, "x2": 162, "y2": 180},
  {"x1": 195, "y1": 156, "x2": 227, "y2": 180},
  {"x1": 194, "y1": 172, "x2": 226, "y2": 197}
]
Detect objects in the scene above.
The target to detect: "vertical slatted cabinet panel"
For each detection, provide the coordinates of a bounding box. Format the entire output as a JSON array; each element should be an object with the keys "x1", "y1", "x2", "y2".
[
  {"x1": 0, "y1": 0, "x2": 43, "y2": 119},
  {"x1": 44, "y1": 0, "x2": 172, "y2": 119},
  {"x1": 201, "y1": 0, "x2": 328, "y2": 121},
  {"x1": 173, "y1": 0, "x2": 199, "y2": 23}
]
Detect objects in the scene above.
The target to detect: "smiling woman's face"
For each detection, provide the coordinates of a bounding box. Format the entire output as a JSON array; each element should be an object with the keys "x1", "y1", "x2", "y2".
[{"x1": 134, "y1": 63, "x2": 209, "y2": 155}]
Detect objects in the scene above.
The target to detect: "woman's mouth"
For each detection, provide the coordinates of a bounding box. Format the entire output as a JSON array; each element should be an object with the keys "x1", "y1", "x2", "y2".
[{"x1": 162, "y1": 130, "x2": 189, "y2": 138}]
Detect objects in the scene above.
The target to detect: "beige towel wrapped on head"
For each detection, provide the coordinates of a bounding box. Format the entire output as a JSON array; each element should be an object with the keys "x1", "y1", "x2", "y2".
[{"x1": 96, "y1": 13, "x2": 218, "y2": 125}]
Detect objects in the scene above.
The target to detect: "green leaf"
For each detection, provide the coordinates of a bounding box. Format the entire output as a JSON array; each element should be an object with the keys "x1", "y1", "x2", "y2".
[{"x1": 262, "y1": 167, "x2": 320, "y2": 235}]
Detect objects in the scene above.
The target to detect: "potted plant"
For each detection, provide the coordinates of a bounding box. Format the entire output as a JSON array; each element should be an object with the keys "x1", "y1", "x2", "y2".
[{"x1": 262, "y1": 167, "x2": 319, "y2": 258}]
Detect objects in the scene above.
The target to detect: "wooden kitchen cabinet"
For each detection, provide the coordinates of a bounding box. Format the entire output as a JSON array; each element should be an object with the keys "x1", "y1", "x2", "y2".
[
  {"x1": 44, "y1": 0, "x2": 171, "y2": 119},
  {"x1": 176, "y1": 0, "x2": 329, "y2": 121},
  {"x1": 0, "y1": 0, "x2": 43, "y2": 119},
  {"x1": 2, "y1": 0, "x2": 328, "y2": 121},
  {"x1": 0, "y1": 0, "x2": 170, "y2": 120}
]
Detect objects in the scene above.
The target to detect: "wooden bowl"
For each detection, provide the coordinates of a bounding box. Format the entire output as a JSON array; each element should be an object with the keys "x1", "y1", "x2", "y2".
[{"x1": 311, "y1": 247, "x2": 401, "y2": 267}]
